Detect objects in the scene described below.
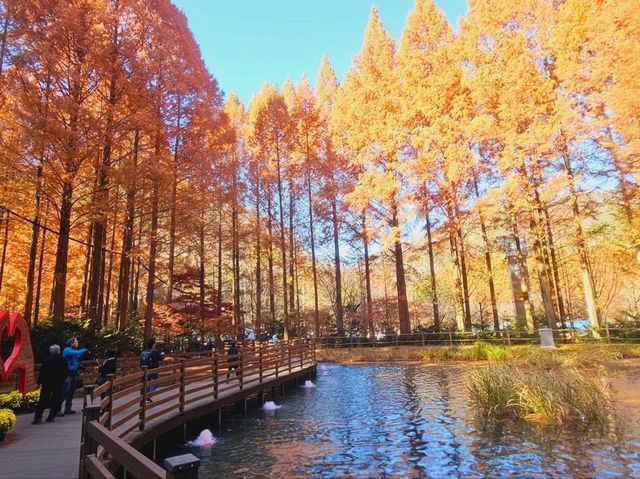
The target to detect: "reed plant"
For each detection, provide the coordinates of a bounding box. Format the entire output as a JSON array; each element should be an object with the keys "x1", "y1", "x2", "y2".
[
  {"x1": 465, "y1": 364, "x2": 613, "y2": 425},
  {"x1": 317, "y1": 341, "x2": 640, "y2": 365}
]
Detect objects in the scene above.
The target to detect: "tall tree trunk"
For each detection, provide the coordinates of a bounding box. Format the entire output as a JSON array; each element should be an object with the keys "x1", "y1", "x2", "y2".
[
  {"x1": 425, "y1": 209, "x2": 440, "y2": 331},
  {"x1": 51, "y1": 181, "x2": 74, "y2": 321},
  {"x1": 293, "y1": 239, "x2": 301, "y2": 332},
  {"x1": 448, "y1": 227, "x2": 465, "y2": 331},
  {"x1": 198, "y1": 219, "x2": 206, "y2": 342},
  {"x1": 88, "y1": 27, "x2": 119, "y2": 328},
  {"x1": 103, "y1": 212, "x2": 117, "y2": 327},
  {"x1": 529, "y1": 213, "x2": 556, "y2": 328},
  {"x1": 267, "y1": 194, "x2": 275, "y2": 333},
  {"x1": 144, "y1": 135, "x2": 161, "y2": 341},
  {"x1": 24, "y1": 165, "x2": 43, "y2": 325},
  {"x1": 562, "y1": 149, "x2": 600, "y2": 329},
  {"x1": 167, "y1": 100, "x2": 182, "y2": 304},
  {"x1": 543, "y1": 207, "x2": 566, "y2": 328},
  {"x1": 288, "y1": 189, "x2": 296, "y2": 323},
  {"x1": 456, "y1": 226, "x2": 472, "y2": 331},
  {"x1": 362, "y1": 213, "x2": 374, "y2": 339},
  {"x1": 34, "y1": 218, "x2": 47, "y2": 326},
  {"x1": 117, "y1": 130, "x2": 138, "y2": 330},
  {"x1": 132, "y1": 214, "x2": 143, "y2": 312},
  {"x1": 25, "y1": 76, "x2": 52, "y2": 324},
  {"x1": 255, "y1": 177, "x2": 262, "y2": 337},
  {"x1": 275, "y1": 144, "x2": 289, "y2": 339},
  {"x1": 80, "y1": 224, "x2": 93, "y2": 315},
  {"x1": 0, "y1": 16, "x2": 8, "y2": 77},
  {"x1": 332, "y1": 194, "x2": 344, "y2": 336},
  {"x1": 512, "y1": 218, "x2": 535, "y2": 332},
  {"x1": 0, "y1": 209, "x2": 8, "y2": 296},
  {"x1": 532, "y1": 185, "x2": 562, "y2": 327},
  {"x1": 391, "y1": 201, "x2": 411, "y2": 334},
  {"x1": 472, "y1": 175, "x2": 499, "y2": 330},
  {"x1": 232, "y1": 152, "x2": 241, "y2": 336},
  {"x1": 307, "y1": 170, "x2": 320, "y2": 338},
  {"x1": 216, "y1": 209, "x2": 223, "y2": 319}
]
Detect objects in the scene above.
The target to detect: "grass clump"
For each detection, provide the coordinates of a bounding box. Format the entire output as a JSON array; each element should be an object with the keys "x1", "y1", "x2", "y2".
[
  {"x1": 465, "y1": 364, "x2": 613, "y2": 425},
  {"x1": 421, "y1": 342, "x2": 509, "y2": 362}
]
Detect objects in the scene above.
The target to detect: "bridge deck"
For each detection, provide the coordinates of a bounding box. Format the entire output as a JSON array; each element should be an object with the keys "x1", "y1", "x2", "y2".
[{"x1": 0, "y1": 345, "x2": 315, "y2": 479}]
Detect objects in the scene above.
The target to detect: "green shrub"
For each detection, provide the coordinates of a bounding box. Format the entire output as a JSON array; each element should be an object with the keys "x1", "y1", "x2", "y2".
[
  {"x1": 22, "y1": 390, "x2": 40, "y2": 411},
  {"x1": 30, "y1": 317, "x2": 143, "y2": 363},
  {"x1": 0, "y1": 408, "x2": 16, "y2": 440},
  {"x1": 0, "y1": 390, "x2": 23, "y2": 411}
]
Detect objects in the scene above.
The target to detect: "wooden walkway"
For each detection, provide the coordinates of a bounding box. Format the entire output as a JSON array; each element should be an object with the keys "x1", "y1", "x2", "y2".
[
  {"x1": 0, "y1": 342, "x2": 316, "y2": 479},
  {"x1": 0, "y1": 397, "x2": 84, "y2": 479}
]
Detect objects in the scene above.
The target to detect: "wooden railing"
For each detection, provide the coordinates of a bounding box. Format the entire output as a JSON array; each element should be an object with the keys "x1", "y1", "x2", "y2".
[
  {"x1": 316, "y1": 327, "x2": 640, "y2": 348},
  {"x1": 80, "y1": 341, "x2": 316, "y2": 478},
  {"x1": 81, "y1": 407, "x2": 199, "y2": 479}
]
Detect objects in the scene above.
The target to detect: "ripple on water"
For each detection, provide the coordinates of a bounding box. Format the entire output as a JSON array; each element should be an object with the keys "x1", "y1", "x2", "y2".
[{"x1": 165, "y1": 362, "x2": 640, "y2": 479}]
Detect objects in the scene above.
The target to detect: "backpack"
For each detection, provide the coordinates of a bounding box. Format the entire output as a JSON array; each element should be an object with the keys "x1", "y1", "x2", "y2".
[{"x1": 140, "y1": 349, "x2": 154, "y2": 369}]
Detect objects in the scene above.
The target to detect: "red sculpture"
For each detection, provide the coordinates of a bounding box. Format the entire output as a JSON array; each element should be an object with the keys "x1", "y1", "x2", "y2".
[{"x1": 0, "y1": 311, "x2": 35, "y2": 393}]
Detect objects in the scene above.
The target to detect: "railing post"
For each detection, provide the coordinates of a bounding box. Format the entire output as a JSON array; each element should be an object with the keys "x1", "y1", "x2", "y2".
[
  {"x1": 421, "y1": 332, "x2": 425, "y2": 346},
  {"x1": 448, "y1": 329, "x2": 453, "y2": 346},
  {"x1": 288, "y1": 344, "x2": 292, "y2": 373},
  {"x1": 179, "y1": 360, "x2": 186, "y2": 412},
  {"x1": 259, "y1": 347, "x2": 263, "y2": 383},
  {"x1": 507, "y1": 328, "x2": 511, "y2": 346},
  {"x1": 106, "y1": 374, "x2": 115, "y2": 429},
  {"x1": 239, "y1": 349, "x2": 244, "y2": 391},
  {"x1": 78, "y1": 392, "x2": 91, "y2": 479},
  {"x1": 213, "y1": 353, "x2": 219, "y2": 399},
  {"x1": 83, "y1": 384, "x2": 94, "y2": 409},
  {"x1": 79, "y1": 405, "x2": 101, "y2": 479},
  {"x1": 164, "y1": 453, "x2": 200, "y2": 479},
  {"x1": 140, "y1": 366, "x2": 148, "y2": 431},
  {"x1": 275, "y1": 344, "x2": 279, "y2": 378},
  {"x1": 300, "y1": 343, "x2": 304, "y2": 369}
]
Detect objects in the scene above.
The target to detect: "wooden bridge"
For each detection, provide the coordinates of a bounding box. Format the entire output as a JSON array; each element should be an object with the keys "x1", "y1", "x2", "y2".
[{"x1": 0, "y1": 341, "x2": 317, "y2": 479}]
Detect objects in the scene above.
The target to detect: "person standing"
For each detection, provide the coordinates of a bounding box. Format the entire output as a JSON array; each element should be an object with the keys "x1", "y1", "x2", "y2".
[
  {"x1": 96, "y1": 349, "x2": 117, "y2": 386},
  {"x1": 226, "y1": 341, "x2": 240, "y2": 382},
  {"x1": 32, "y1": 345, "x2": 68, "y2": 424},
  {"x1": 140, "y1": 338, "x2": 164, "y2": 400},
  {"x1": 60, "y1": 337, "x2": 88, "y2": 415}
]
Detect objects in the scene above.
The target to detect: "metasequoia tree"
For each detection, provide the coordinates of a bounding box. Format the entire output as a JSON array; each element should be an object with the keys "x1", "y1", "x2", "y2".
[
  {"x1": 333, "y1": 8, "x2": 411, "y2": 334},
  {"x1": 316, "y1": 55, "x2": 348, "y2": 337}
]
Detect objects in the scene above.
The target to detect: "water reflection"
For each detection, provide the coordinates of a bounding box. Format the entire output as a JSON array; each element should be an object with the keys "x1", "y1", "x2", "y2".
[{"x1": 164, "y1": 363, "x2": 640, "y2": 479}]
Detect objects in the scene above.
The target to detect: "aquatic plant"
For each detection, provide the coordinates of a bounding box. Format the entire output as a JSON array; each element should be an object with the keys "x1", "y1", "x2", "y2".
[{"x1": 465, "y1": 364, "x2": 613, "y2": 425}]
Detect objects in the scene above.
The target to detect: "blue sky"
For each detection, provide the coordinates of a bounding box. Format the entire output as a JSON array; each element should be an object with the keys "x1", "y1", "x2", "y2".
[{"x1": 171, "y1": 0, "x2": 468, "y2": 105}]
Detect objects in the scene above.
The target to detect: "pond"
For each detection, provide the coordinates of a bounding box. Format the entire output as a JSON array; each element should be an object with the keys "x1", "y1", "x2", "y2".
[{"x1": 164, "y1": 363, "x2": 640, "y2": 478}]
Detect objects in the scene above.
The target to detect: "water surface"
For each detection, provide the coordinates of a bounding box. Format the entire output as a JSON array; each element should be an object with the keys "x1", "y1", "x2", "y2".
[{"x1": 166, "y1": 363, "x2": 640, "y2": 478}]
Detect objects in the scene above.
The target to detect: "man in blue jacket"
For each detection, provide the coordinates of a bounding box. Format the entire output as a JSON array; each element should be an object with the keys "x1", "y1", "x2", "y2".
[{"x1": 60, "y1": 337, "x2": 88, "y2": 415}]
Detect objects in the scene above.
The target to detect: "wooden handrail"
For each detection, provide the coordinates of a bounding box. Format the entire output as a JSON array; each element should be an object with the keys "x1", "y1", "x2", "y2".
[
  {"x1": 89, "y1": 342, "x2": 314, "y2": 438},
  {"x1": 88, "y1": 422, "x2": 165, "y2": 479},
  {"x1": 82, "y1": 341, "x2": 315, "y2": 479}
]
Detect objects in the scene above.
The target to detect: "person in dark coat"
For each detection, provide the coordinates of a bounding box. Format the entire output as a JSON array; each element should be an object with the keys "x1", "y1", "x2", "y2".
[
  {"x1": 33, "y1": 344, "x2": 68, "y2": 424},
  {"x1": 140, "y1": 338, "x2": 164, "y2": 400},
  {"x1": 96, "y1": 350, "x2": 117, "y2": 386},
  {"x1": 226, "y1": 342, "x2": 240, "y2": 382}
]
